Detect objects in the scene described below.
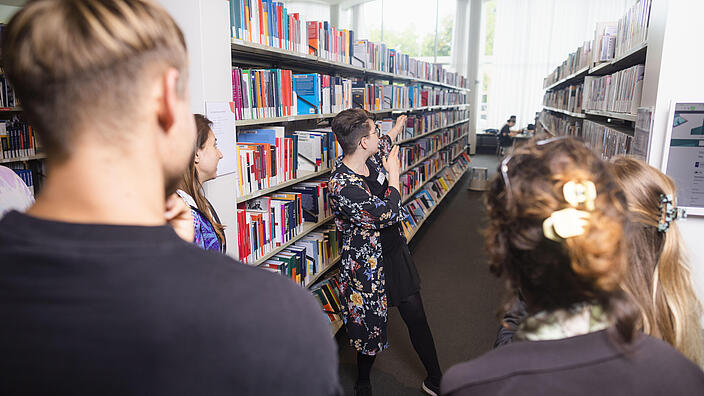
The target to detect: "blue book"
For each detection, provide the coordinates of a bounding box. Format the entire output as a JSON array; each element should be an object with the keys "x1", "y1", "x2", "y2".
[
  {"x1": 283, "y1": 6, "x2": 288, "y2": 49},
  {"x1": 293, "y1": 74, "x2": 320, "y2": 115}
]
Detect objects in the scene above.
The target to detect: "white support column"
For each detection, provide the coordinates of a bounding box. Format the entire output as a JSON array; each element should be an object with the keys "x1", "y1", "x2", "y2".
[
  {"x1": 451, "y1": 0, "x2": 468, "y2": 74},
  {"x1": 467, "y1": 0, "x2": 482, "y2": 155},
  {"x1": 158, "y1": 0, "x2": 239, "y2": 258}
]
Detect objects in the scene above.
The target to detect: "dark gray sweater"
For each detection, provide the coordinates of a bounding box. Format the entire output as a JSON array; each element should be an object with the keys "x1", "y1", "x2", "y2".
[{"x1": 443, "y1": 329, "x2": 704, "y2": 396}]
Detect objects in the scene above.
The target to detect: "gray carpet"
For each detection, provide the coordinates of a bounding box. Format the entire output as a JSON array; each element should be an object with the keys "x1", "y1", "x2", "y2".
[{"x1": 336, "y1": 155, "x2": 504, "y2": 395}]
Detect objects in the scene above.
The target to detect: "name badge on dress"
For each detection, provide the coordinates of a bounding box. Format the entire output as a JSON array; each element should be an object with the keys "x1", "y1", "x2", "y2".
[{"x1": 377, "y1": 172, "x2": 386, "y2": 185}]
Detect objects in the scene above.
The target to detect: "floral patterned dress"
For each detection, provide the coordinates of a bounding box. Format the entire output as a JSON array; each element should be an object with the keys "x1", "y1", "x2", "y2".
[{"x1": 328, "y1": 135, "x2": 405, "y2": 355}]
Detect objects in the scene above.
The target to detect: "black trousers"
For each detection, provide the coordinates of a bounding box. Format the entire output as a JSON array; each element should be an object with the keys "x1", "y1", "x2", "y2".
[{"x1": 357, "y1": 292, "x2": 442, "y2": 385}]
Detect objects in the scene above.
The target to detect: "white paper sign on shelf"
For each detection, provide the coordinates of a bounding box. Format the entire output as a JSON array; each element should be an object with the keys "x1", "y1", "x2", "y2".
[
  {"x1": 633, "y1": 107, "x2": 653, "y2": 160},
  {"x1": 205, "y1": 102, "x2": 237, "y2": 177}
]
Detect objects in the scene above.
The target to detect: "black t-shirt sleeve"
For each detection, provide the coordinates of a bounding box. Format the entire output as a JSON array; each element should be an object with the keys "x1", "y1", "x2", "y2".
[{"x1": 500, "y1": 125, "x2": 510, "y2": 136}]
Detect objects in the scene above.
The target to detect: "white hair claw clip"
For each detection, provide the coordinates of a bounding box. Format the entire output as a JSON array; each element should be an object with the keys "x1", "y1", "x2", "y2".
[{"x1": 543, "y1": 180, "x2": 596, "y2": 242}]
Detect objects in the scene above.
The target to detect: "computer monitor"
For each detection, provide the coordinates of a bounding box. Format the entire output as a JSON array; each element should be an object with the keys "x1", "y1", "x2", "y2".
[{"x1": 661, "y1": 101, "x2": 704, "y2": 215}]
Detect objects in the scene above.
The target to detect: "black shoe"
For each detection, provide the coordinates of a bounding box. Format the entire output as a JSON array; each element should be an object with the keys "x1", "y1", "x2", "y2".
[
  {"x1": 421, "y1": 377, "x2": 440, "y2": 396},
  {"x1": 354, "y1": 382, "x2": 372, "y2": 396}
]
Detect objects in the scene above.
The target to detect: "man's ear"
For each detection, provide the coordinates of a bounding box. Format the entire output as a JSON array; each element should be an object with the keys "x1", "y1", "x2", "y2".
[{"x1": 157, "y1": 68, "x2": 181, "y2": 135}]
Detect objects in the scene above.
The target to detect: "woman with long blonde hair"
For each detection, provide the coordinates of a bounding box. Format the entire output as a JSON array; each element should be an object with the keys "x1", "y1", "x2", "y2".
[{"x1": 611, "y1": 156, "x2": 703, "y2": 367}]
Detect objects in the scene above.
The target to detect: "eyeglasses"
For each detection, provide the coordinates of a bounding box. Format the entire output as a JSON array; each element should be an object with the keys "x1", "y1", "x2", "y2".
[
  {"x1": 358, "y1": 124, "x2": 382, "y2": 146},
  {"x1": 501, "y1": 136, "x2": 570, "y2": 204}
]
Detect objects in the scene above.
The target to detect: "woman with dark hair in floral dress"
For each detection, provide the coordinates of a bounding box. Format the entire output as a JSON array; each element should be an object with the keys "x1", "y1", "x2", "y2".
[{"x1": 329, "y1": 109, "x2": 442, "y2": 396}]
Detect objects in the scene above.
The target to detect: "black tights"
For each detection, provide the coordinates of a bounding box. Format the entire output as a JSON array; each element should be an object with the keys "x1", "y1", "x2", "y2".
[{"x1": 356, "y1": 292, "x2": 442, "y2": 386}]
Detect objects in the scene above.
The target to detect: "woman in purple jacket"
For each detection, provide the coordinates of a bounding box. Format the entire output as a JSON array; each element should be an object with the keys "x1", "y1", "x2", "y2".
[{"x1": 177, "y1": 114, "x2": 225, "y2": 253}]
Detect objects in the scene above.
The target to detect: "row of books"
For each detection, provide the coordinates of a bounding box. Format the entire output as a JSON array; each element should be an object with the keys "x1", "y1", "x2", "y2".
[
  {"x1": 543, "y1": 84, "x2": 584, "y2": 114},
  {"x1": 614, "y1": 0, "x2": 651, "y2": 58},
  {"x1": 582, "y1": 120, "x2": 633, "y2": 160},
  {"x1": 400, "y1": 154, "x2": 471, "y2": 239},
  {"x1": 229, "y1": 0, "x2": 468, "y2": 88},
  {"x1": 232, "y1": 69, "x2": 353, "y2": 120},
  {"x1": 583, "y1": 64, "x2": 645, "y2": 115},
  {"x1": 230, "y1": 0, "x2": 355, "y2": 63},
  {"x1": 232, "y1": 67, "x2": 468, "y2": 121},
  {"x1": 400, "y1": 136, "x2": 468, "y2": 200},
  {"x1": 237, "y1": 177, "x2": 334, "y2": 265},
  {"x1": 310, "y1": 274, "x2": 344, "y2": 325},
  {"x1": 543, "y1": 41, "x2": 592, "y2": 88},
  {"x1": 538, "y1": 111, "x2": 582, "y2": 137},
  {"x1": 544, "y1": 0, "x2": 651, "y2": 89},
  {"x1": 260, "y1": 223, "x2": 341, "y2": 287},
  {"x1": 0, "y1": 119, "x2": 40, "y2": 160},
  {"x1": 0, "y1": 74, "x2": 18, "y2": 108},
  {"x1": 399, "y1": 125, "x2": 466, "y2": 172},
  {"x1": 399, "y1": 110, "x2": 470, "y2": 141},
  {"x1": 236, "y1": 127, "x2": 337, "y2": 197},
  {"x1": 593, "y1": 1, "x2": 651, "y2": 64},
  {"x1": 352, "y1": 82, "x2": 467, "y2": 112},
  {"x1": 236, "y1": 193, "x2": 303, "y2": 264}
]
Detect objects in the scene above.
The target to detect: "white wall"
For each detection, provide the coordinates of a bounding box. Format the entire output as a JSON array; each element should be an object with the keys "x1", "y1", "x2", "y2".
[{"x1": 641, "y1": 0, "x2": 704, "y2": 305}]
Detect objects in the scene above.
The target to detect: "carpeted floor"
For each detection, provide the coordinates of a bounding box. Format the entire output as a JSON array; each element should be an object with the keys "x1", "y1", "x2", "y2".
[{"x1": 336, "y1": 154, "x2": 504, "y2": 395}]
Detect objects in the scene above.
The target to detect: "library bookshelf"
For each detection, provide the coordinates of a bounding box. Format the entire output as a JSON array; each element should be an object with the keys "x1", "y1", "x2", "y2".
[
  {"x1": 537, "y1": 7, "x2": 649, "y2": 150},
  {"x1": 230, "y1": 26, "x2": 471, "y2": 337},
  {"x1": 161, "y1": 0, "x2": 472, "y2": 336}
]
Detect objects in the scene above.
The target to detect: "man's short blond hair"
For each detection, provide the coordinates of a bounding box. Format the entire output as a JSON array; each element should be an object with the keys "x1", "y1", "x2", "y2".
[{"x1": 2, "y1": 0, "x2": 188, "y2": 159}]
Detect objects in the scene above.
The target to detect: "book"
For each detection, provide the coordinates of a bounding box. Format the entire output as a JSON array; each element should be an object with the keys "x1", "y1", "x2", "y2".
[
  {"x1": 293, "y1": 73, "x2": 320, "y2": 115},
  {"x1": 582, "y1": 64, "x2": 645, "y2": 115},
  {"x1": 229, "y1": 2, "x2": 468, "y2": 87}
]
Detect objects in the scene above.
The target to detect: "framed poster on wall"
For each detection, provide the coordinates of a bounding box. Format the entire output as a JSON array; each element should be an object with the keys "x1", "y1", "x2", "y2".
[{"x1": 660, "y1": 101, "x2": 704, "y2": 216}]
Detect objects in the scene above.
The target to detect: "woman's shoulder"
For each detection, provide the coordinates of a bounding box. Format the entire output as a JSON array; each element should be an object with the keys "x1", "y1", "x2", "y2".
[
  {"x1": 176, "y1": 189, "x2": 197, "y2": 208},
  {"x1": 330, "y1": 166, "x2": 365, "y2": 189}
]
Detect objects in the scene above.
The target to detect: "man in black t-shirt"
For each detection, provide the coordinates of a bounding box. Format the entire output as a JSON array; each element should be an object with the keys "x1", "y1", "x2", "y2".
[{"x1": 0, "y1": 1, "x2": 339, "y2": 395}]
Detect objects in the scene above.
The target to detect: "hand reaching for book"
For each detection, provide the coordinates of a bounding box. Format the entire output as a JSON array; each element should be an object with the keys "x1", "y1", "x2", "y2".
[
  {"x1": 383, "y1": 146, "x2": 401, "y2": 192},
  {"x1": 387, "y1": 115, "x2": 407, "y2": 141},
  {"x1": 165, "y1": 193, "x2": 194, "y2": 243}
]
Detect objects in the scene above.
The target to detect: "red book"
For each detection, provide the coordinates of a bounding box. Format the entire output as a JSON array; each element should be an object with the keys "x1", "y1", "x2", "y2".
[
  {"x1": 307, "y1": 21, "x2": 318, "y2": 56},
  {"x1": 276, "y1": 2, "x2": 283, "y2": 49},
  {"x1": 257, "y1": 0, "x2": 264, "y2": 45}
]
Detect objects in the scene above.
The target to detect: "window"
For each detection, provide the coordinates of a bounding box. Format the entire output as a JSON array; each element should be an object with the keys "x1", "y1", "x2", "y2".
[{"x1": 358, "y1": 0, "x2": 454, "y2": 65}]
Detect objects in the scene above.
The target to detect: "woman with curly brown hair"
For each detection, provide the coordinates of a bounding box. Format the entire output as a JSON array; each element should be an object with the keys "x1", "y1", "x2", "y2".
[
  {"x1": 611, "y1": 157, "x2": 704, "y2": 368},
  {"x1": 442, "y1": 137, "x2": 704, "y2": 396}
]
